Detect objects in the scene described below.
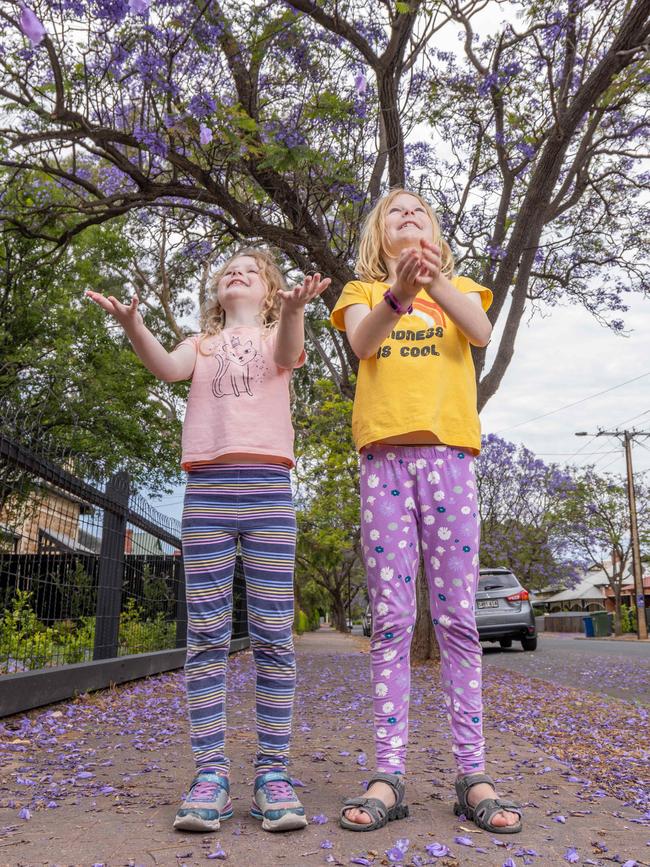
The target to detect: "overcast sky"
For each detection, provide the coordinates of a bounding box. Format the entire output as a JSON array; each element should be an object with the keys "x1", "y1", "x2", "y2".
[{"x1": 480, "y1": 292, "x2": 650, "y2": 479}]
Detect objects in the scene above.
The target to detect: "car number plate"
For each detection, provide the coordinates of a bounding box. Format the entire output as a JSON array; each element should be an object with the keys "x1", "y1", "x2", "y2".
[{"x1": 476, "y1": 600, "x2": 499, "y2": 609}]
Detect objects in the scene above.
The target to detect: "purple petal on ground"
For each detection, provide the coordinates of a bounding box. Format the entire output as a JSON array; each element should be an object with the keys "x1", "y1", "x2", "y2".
[
  {"x1": 385, "y1": 848, "x2": 404, "y2": 863},
  {"x1": 425, "y1": 842, "x2": 450, "y2": 857},
  {"x1": 340, "y1": 751, "x2": 351, "y2": 756},
  {"x1": 350, "y1": 858, "x2": 372, "y2": 866},
  {"x1": 76, "y1": 771, "x2": 93, "y2": 779},
  {"x1": 100, "y1": 786, "x2": 115, "y2": 795},
  {"x1": 621, "y1": 861, "x2": 637, "y2": 867},
  {"x1": 454, "y1": 836, "x2": 474, "y2": 847},
  {"x1": 395, "y1": 839, "x2": 409, "y2": 853},
  {"x1": 18, "y1": 807, "x2": 30, "y2": 820},
  {"x1": 206, "y1": 845, "x2": 226, "y2": 860},
  {"x1": 320, "y1": 840, "x2": 333, "y2": 849},
  {"x1": 290, "y1": 778, "x2": 305, "y2": 787},
  {"x1": 357, "y1": 752, "x2": 367, "y2": 765},
  {"x1": 47, "y1": 801, "x2": 58, "y2": 808},
  {"x1": 18, "y1": 5, "x2": 46, "y2": 46},
  {"x1": 503, "y1": 860, "x2": 517, "y2": 867},
  {"x1": 311, "y1": 814, "x2": 328, "y2": 824},
  {"x1": 554, "y1": 815, "x2": 566, "y2": 823},
  {"x1": 564, "y1": 849, "x2": 580, "y2": 864}
]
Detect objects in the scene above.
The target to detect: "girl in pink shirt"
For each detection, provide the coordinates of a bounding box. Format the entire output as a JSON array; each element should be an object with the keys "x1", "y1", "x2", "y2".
[{"x1": 87, "y1": 247, "x2": 329, "y2": 835}]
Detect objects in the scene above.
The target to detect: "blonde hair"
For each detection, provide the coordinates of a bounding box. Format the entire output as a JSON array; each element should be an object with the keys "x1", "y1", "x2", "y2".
[
  {"x1": 356, "y1": 188, "x2": 454, "y2": 282},
  {"x1": 199, "y1": 247, "x2": 285, "y2": 350}
]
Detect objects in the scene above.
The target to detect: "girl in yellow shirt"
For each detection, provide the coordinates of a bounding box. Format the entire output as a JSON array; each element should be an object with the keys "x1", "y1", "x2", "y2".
[{"x1": 331, "y1": 189, "x2": 523, "y2": 835}]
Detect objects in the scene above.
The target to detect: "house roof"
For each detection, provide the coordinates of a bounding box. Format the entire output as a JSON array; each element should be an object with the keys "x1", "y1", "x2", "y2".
[
  {"x1": 544, "y1": 583, "x2": 606, "y2": 603},
  {"x1": 39, "y1": 528, "x2": 97, "y2": 554}
]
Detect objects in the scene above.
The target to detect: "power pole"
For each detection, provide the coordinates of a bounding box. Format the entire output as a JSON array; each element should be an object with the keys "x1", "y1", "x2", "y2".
[{"x1": 575, "y1": 429, "x2": 649, "y2": 640}]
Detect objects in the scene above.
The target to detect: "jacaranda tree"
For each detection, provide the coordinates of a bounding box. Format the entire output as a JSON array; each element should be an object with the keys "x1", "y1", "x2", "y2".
[
  {"x1": 476, "y1": 433, "x2": 588, "y2": 590},
  {"x1": 1, "y1": 0, "x2": 648, "y2": 408}
]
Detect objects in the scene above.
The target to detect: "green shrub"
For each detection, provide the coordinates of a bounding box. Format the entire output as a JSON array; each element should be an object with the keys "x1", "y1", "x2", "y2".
[
  {"x1": 118, "y1": 597, "x2": 175, "y2": 654},
  {"x1": 619, "y1": 603, "x2": 637, "y2": 633},
  {"x1": 294, "y1": 608, "x2": 310, "y2": 635},
  {"x1": 0, "y1": 589, "x2": 56, "y2": 670}
]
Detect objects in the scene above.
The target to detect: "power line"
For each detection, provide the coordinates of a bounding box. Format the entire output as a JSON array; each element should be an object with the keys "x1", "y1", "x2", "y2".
[{"x1": 494, "y1": 371, "x2": 650, "y2": 434}]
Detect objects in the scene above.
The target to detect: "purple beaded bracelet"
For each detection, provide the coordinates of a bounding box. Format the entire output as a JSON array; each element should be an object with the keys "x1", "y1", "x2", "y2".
[{"x1": 383, "y1": 288, "x2": 413, "y2": 316}]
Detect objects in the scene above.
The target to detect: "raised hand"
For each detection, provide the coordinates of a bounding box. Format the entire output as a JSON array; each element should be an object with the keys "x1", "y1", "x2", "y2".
[
  {"x1": 417, "y1": 240, "x2": 442, "y2": 289},
  {"x1": 394, "y1": 247, "x2": 425, "y2": 300},
  {"x1": 277, "y1": 273, "x2": 331, "y2": 310},
  {"x1": 85, "y1": 290, "x2": 143, "y2": 332}
]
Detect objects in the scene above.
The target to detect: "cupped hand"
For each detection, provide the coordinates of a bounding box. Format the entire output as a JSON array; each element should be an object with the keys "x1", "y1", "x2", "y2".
[
  {"x1": 395, "y1": 247, "x2": 425, "y2": 300},
  {"x1": 85, "y1": 290, "x2": 143, "y2": 331},
  {"x1": 417, "y1": 240, "x2": 442, "y2": 289},
  {"x1": 277, "y1": 273, "x2": 332, "y2": 309}
]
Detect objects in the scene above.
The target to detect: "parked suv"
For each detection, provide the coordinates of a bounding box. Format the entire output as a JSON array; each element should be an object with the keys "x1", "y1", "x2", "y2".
[{"x1": 475, "y1": 567, "x2": 537, "y2": 651}]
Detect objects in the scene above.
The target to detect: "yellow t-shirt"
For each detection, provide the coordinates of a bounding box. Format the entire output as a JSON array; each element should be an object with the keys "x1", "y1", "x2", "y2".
[{"x1": 330, "y1": 277, "x2": 492, "y2": 454}]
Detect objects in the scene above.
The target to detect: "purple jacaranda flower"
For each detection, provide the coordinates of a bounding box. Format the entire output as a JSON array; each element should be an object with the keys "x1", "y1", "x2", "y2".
[
  {"x1": 426, "y1": 842, "x2": 450, "y2": 857},
  {"x1": 129, "y1": 0, "x2": 150, "y2": 14},
  {"x1": 290, "y1": 778, "x2": 305, "y2": 787},
  {"x1": 311, "y1": 814, "x2": 328, "y2": 824},
  {"x1": 564, "y1": 849, "x2": 580, "y2": 864},
  {"x1": 357, "y1": 752, "x2": 367, "y2": 766},
  {"x1": 454, "y1": 836, "x2": 474, "y2": 846},
  {"x1": 76, "y1": 771, "x2": 93, "y2": 779},
  {"x1": 207, "y1": 845, "x2": 226, "y2": 860},
  {"x1": 47, "y1": 801, "x2": 58, "y2": 808},
  {"x1": 18, "y1": 5, "x2": 46, "y2": 46},
  {"x1": 385, "y1": 847, "x2": 405, "y2": 863},
  {"x1": 199, "y1": 125, "x2": 213, "y2": 145},
  {"x1": 503, "y1": 860, "x2": 517, "y2": 867},
  {"x1": 395, "y1": 839, "x2": 409, "y2": 853},
  {"x1": 350, "y1": 858, "x2": 372, "y2": 866},
  {"x1": 554, "y1": 815, "x2": 566, "y2": 823},
  {"x1": 621, "y1": 861, "x2": 637, "y2": 867},
  {"x1": 320, "y1": 840, "x2": 333, "y2": 849},
  {"x1": 18, "y1": 807, "x2": 30, "y2": 820},
  {"x1": 354, "y1": 73, "x2": 367, "y2": 95},
  {"x1": 340, "y1": 750, "x2": 350, "y2": 756}
]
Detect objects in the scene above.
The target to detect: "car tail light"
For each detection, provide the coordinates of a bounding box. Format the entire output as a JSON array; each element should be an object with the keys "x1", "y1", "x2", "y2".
[{"x1": 506, "y1": 589, "x2": 529, "y2": 602}]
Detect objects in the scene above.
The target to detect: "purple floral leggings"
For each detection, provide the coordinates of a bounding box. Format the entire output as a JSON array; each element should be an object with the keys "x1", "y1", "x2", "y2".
[{"x1": 360, "y1": 444, "x2": 485, "y2": 775}]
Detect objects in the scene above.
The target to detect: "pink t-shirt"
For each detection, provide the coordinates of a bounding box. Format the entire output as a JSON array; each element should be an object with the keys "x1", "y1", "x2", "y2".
[{"x1": 179, "y1": 326, "x2": 304, "y2": 469}]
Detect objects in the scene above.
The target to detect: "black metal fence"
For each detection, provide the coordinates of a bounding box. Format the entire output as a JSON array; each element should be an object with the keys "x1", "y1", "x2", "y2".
[{"x1": 0, "y1": 410, "x2": 249, "y2": 716}]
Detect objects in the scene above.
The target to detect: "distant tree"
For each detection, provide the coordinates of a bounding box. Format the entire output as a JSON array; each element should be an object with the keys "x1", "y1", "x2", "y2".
[
  {"x1": 561, "y1": 467, "x2": 650, "y2": 634},
  {"x1": 476, "y1": 434, "x2": 587, "y2": 589}
]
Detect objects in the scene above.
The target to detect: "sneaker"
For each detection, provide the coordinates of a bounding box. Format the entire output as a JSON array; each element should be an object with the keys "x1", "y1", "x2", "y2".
[
  {"x1": 251, "y1": 770, "x2": 308, "y2": 832},
  {"x1": 173, "y1": 771, "x2": 233, "y2": 832}
]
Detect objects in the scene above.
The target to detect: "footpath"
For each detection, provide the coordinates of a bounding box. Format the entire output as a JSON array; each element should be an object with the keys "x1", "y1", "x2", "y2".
[{"x1": 1, "y1": 628, "x2": 647, "y2": 867}]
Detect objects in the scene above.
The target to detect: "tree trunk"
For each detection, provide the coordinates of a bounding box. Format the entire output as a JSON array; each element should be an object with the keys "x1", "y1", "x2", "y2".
[
  {"x1": 613, "y1": 591, "x2": 623, "y2": 636},
  {"x1": 410, "y1": 563, "x2": 440, "y2": 662},
  {"x1": 330, "y1": 592, "x2": 348, "y2": 633}
]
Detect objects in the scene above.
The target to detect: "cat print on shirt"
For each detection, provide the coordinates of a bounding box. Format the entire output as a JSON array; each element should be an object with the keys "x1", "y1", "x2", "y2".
[{"x1": 211, "y1": 335, "x2": 267, "y2": 398}]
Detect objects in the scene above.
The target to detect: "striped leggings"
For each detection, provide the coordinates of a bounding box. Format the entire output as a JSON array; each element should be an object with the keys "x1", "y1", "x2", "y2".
[{"x1": 182, "y1": 463, "x2": 297, "y2": 775}]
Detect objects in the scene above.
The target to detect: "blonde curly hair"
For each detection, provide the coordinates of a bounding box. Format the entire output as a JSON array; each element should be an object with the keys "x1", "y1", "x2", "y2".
[
  {"x1": 356, "y1": 188, "x2": 454, "y2": 283},
  {"x1": 199, "y1": 247, "x2": 285, "y2": 351}
]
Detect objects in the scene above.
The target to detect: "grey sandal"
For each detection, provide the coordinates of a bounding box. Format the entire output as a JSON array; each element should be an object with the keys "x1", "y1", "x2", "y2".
[
  {"x1": 454, "y1": 772, "x2": 522, "y2": 834},
  {"x1": 340, "y1": 771, "x2": 409, "y2": 832}
]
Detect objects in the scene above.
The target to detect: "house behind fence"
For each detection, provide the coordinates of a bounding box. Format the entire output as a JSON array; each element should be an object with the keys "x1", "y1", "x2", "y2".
[{"x1": 0, "y1": 408, "x2": 249, "y2": 717}]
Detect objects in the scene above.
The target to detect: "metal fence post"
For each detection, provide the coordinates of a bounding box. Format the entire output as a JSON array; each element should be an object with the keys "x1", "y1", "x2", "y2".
[
  {"x1": 174, "y1": 556, "x2": 187, "y2": 649},
  {"x1": 93, "y1": 471, "x2": 130, "y2": 660}
]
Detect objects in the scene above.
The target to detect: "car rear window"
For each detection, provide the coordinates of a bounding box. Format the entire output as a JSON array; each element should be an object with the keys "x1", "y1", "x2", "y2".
[{"x1": 478, "y1": 572, "x2": 519, "y2": 590}]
